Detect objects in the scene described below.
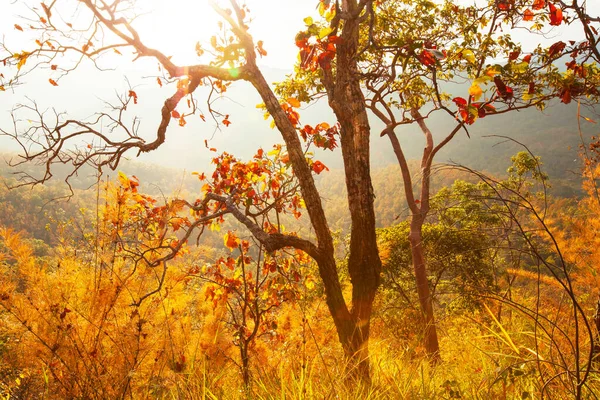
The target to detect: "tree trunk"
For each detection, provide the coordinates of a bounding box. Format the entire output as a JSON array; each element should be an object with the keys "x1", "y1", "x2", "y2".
[
  {"x1": 327, "y1": 7, "x2": 382, "y2": 381},
  {"x1": 409, "y1": 215, "x2": 441, "y2": 360},
  {"x1": 240, "y1": 342, "x2": 250, "y2": 389},
  {"x1": 246, "y1": 0, "x2": 381, "y2": 381}
]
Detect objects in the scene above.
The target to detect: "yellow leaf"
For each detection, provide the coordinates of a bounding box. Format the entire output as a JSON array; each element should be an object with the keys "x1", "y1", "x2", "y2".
[
  {"x1": 209, "y1": 220, "x2": 221, "y2": 232},
  {"x1": 462, "y1": 49, "x2": 475, "y2": 64},
  {"x1": 512, "y1": 62, "x2": 529, "y2": 74},
  {"x1": 469, "y1": 83, "x2": 483, "y2": 101},
  {"x1": 318, "y1": 27, "x2": 333, "y2": 39},
  {"x1": 522, "y1": 93, "x2": 533, "y2": 101},
  {"x1": 318, "y1": 1, "x2": 326, "y2": 15},
  {"x1": 16, "y1": 52, "x2": 29, "y2": 71},
  {"x1": 118, "y1": 171, "x2": 129, "y2": 187}
]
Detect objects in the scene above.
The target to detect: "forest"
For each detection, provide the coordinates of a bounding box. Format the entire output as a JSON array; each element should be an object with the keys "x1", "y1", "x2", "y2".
[{"x1": 1, "y1": 0, "x2": 600, "y2": 399}]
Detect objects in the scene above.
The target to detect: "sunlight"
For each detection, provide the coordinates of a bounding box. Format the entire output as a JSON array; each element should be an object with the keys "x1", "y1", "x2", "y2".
[
  {"x1": 135, "y1": 0, "x2": 219, "y2": 65},
  {"x1": 134, "y1": 0, "x2": 315, "y2": 69}
]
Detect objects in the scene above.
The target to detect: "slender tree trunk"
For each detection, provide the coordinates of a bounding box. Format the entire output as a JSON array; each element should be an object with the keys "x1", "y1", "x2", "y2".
[
  {"x1": 384, "y1": 109, "x2": 442, "y2": 360},
  {"x1": 240, "y1": 342, "x2": 250, "y2": 389},
  {"x1": 409, "y1": 215, "x2": 440, "y2": 360}
]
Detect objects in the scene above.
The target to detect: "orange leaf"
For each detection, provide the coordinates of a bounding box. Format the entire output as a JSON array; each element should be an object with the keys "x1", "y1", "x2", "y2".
[
  {"x1": 50, "y1": 64, "x2": 57, "y2": 70},
  {"x1": 128, "y1": 90, "x2": 138, "y2": 104},
  {"x1": 532, "y1": 0, "x2": 545, "y2": 10},
  {"x1": 40, "y1": 17, "x2": 47, "y2": 24},
  {"x1": 179, "y1": 115, "x2": 187, "y2": 127},
  {"x1": 113, "y1": 48, "x2": 122, "y2": 55},
  {"x1": 223, "y1": 116, "x2": 231, "y2": 127},
  {"x1": 157, "y1": 77, "x2": 162, "y2": 87},
  {"x1": 287, "y1": 97, "x2": 301, "y2": 108},
  {"x1": 257, "y1": 40, "x2": 268, "y2": 57},
  {"x1": 48, "y1": 78, "x2": 58, "y2": 86},
  {"x1": 523, "y1": 9, "x2": 534, "y2": 21},
  {"x1": 171, "y1": 110, "x2": 181, "y2": 119},
  {"x1": 224, "y1": 231, "x2": 240, "y2": 251},
  {"x1": 66, "y1": 22, "x2": 73, "y2": 28},
  {"x1": 14, "y1": 24, "x2": 23, "y2": 31}
]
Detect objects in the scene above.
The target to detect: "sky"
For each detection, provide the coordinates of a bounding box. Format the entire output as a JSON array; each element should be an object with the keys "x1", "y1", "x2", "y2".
[{"x1": 0, "y1": 1, "x2": 599, "y2": 173}]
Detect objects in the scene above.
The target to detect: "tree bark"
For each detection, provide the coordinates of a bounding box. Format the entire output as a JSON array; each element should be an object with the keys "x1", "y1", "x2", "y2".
[
  {"x1": 384, "y1": 109, "x2": 442, "y2": 360},
  {"x1": 326, "y1": 2, "x2": 382, "y2": 379},
  {"x1": 409, "y1": 215, "x2": 441, "y2": 360}
]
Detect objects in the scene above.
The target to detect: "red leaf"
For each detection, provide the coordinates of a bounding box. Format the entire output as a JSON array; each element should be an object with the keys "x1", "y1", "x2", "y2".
[
  {"x1": 549, "y1": 3, "x2": 562, "y2": 26},
  {"x1": 522, "y1": 54, "x2": 532, "y2": 63},
  {"x1": 311, "y1": 160, "x2": 329, "y2": 174},
  {"x1": 528, "y1": 81, "x2": 535, "y2": 94},
  {"x1": 548, "y1": 41, "x2": 566, "y2": 58},
  {"x1": 532, "y1": 0, "x2": 545, "y2": 10},
  {"x1": 523, "y1": 9, "x2": 534, "y2": 21},
  {"x1": 328, "y1": 35, "x2": 342, "y2": 45},
  {"x1": 417, "y1": 50, "x2": 436, "y2": 67},
  {"x1": 494, "y1": 77, "x2": 513, "y2": 100},
  {"x1": 509, "y1": 51, "x2": 520, "y2": 61},
  {"x1": 496, "y1": 0, "x2": 513, "y2": 11},
  {"x1": 560, "y1": 87, "x2": 571, "y2": 104},
  {"x1": 452, "y1": 97, "x2": 468, "y2": 107}
]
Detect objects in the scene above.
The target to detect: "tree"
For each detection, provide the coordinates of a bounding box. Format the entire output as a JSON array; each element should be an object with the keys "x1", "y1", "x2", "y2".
[{"x1": 1, "y1": 0, "x2": 599, "y2": 378}]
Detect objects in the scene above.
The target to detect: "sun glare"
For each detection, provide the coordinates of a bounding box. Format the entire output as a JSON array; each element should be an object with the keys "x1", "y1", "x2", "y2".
[
  {"x1": 134, "y1": 0, "x2": 315, "y2": 69},
  {"x1": 135, "y1": 0, "x2": 219, "y2": 65}
]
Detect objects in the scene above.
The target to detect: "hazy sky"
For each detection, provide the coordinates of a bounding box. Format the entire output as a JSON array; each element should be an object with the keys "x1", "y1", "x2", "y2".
[{"x1": 0, "y1": 1, "x2": 598, "y2": 172}]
